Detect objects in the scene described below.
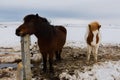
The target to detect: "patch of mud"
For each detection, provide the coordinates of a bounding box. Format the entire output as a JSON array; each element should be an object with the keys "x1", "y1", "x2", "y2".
[{"x1": 0, "y1": 67, "x2": 16, "y2": 80}]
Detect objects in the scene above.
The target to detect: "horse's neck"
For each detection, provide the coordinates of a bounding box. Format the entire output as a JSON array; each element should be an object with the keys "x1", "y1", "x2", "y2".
[
  {"x1": 91, "y1": 30, "x2": 99, "y2": 46},
  {"x1": 34, "y1": 24, "x2": 55, "y2": 40},
  {"x1": 92, "y1": 30, "x2": 99, "y2": 37}
]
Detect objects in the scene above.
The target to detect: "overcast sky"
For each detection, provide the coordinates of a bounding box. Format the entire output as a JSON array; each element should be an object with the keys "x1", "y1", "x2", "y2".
[{"x1": 0, "y1": 0, "x2": 120, "y2": 24}]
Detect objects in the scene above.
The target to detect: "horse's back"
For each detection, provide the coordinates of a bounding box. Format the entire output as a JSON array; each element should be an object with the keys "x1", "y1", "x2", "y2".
[
  {"x1": 55, "y1": 25, "x2": 67, "y2": 42},
  {"x1": 52, "y1": 25, "x2": 67, "y2": 50},
  {"x1": 55, "y1": 25, "x2": 67, "y2": 34}
]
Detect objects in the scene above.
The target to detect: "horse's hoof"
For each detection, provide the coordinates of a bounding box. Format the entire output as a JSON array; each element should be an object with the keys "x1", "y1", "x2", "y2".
[
  {"x1": 86, "y1": 61, "x2": 90, "y2": 65},
  {"x1": 42, "y1": 68, "x2": 47, "y2": 73},
  {"x1": 49, "y1": 70, "x2": 54, "y2": 74},
  {"x1": 55, "y1": 59, "x2": 62, "y2": 63},
  {"x1": 94, "y1": 61, "x2": 97, "y2": 63},
  {"x1": 49, "y1": 72, "x2": 55, "y2": 79},
  {"x1": 49, "y1": 68, "x2": 54, "y2": 74}
]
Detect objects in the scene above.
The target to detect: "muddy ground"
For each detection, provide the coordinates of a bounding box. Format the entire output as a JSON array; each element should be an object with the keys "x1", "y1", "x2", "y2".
[
  {"x1": 0, "y1": 44, "x2": 120, "y2": 80},
  {"x1": 33, "y1": 44, "x2": 120, "y2": 80}
]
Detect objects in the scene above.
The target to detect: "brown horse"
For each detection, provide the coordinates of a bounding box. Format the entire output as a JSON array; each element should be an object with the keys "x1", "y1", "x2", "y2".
[{"x1": 16, "y1": 14, "x2": 67, "y2": 73}]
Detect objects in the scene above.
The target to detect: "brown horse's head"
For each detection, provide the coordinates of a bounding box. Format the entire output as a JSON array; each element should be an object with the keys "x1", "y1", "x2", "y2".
[{"x1": 16, "y1": 14, "x2": 49, "y2": 36}]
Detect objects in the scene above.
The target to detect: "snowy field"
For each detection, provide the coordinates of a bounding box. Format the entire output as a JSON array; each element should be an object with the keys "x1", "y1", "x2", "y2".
[
  {"x1": 0, "y1": 22, "x2": 120, "y2": 47},
  {"x1": 0, "y1": 22, "x2": 120, "y2": 80}
]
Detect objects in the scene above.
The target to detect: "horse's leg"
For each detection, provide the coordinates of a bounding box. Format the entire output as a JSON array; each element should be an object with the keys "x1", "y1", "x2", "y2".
[
  {"x1": 55, "y1": 49, "x2": 62, "y2": 61},
  {"x1": 42, "y1": 53, "x2": 47, "y2": 72},
  {"x1": 93, "y1": 46, "x2": 98, "y2": 63},
  {"x1": 55, "y1": 51, "x2": 59, "y2": 60},
  {"x1": 49, "y1": 52, "x2": 54, "y2": 73},
  {"x1": 87, "y1": 45, "x2": 92, "y2": 63},
  {"x1": 58, "y1": 49, "x2": 62, "y2": 60}
]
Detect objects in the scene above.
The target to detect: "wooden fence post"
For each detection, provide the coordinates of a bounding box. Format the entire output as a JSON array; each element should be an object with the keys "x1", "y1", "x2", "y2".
[{"x1": 21, "y1": 35, "x2": 32, "y2": 80}]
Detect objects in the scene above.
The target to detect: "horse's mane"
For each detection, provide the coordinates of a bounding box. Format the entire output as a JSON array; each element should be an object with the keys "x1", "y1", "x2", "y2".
[{"x1": 24, "y1": 14, "x2": 50, "y2": 25}]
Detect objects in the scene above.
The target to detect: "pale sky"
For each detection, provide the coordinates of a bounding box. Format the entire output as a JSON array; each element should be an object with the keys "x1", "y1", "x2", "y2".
[{"x1": 0, "y1": 0, "x2": 120, "y2": 24}]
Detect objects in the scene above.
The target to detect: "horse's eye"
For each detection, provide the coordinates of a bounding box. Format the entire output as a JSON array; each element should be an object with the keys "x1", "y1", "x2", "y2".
[{"x1": 28, "y1": 21, "x2": 34, "y2": 26}]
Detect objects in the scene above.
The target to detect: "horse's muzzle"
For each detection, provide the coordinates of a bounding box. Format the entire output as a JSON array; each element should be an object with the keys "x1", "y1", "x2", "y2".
[
  {"x1": 16, "y1": 29, "x2": 24, "y2": 36},
  {"x1": 16, "y1": 29, "x2": 20, "y2": 36}
]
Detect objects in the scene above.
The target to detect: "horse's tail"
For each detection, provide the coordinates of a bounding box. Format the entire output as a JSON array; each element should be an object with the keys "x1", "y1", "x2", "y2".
[{"x1": 56, "y1": 26, "x2": 67, "y2": 34}]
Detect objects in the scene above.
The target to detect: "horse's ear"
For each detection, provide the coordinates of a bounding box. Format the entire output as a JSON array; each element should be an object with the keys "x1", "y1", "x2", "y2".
[
  {"x1": 88, "y1": 24, "x2": 91, "y2": 29},
  {"x1": 98, "y1": 25, "x2": 101, "y2": 30},
  {"x1": 99, "y1": 25, "x2": 101, "y2": 28},
  {"x1": 88, "y1": 24, "x2": 92, "y2": 31},
  {"x1": 36, "y1": 14, "x2": 39, "y2": 18}
]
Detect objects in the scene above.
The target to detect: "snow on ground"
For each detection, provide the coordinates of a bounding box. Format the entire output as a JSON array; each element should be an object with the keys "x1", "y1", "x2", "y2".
[
  {"x1": 0, "y1": 22, "x2": 120, "y2": 48},
  {"x1": 59, "y1": 61, "x2": 120, "y2": 80}
]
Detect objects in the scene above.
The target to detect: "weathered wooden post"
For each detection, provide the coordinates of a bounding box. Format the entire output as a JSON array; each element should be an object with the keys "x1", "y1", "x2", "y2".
[{"x1": 21, "y1": 34, "x2": 32, "y2": 80}]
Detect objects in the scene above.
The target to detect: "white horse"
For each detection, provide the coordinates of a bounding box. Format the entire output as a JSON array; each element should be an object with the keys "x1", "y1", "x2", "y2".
[{"x1": 85, "y1": 21, "x2": 101, "y2": 63}]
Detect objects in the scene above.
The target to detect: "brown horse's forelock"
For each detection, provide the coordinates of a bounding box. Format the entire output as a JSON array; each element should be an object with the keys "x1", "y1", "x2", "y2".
[{"x1": 24, "y1": 15, "x2": 37, "y2": 22}]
